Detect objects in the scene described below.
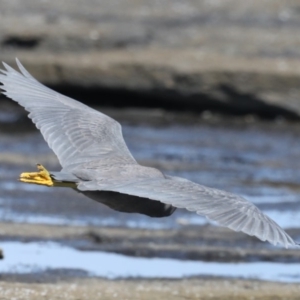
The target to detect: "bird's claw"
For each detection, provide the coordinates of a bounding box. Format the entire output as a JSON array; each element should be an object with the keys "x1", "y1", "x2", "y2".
[{"x1": 19, "y1": 164, "x2": 53, "y2": 187}]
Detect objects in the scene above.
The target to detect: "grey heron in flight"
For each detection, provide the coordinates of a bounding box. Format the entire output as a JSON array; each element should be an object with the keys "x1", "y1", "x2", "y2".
[{"x1": 0, "y1": 59, "x2": 297, "y2": 248}]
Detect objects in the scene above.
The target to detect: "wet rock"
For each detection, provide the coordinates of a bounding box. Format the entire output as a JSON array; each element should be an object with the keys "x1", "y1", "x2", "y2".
[
  {"x1": 1, "y1": 0, "x2": 300, "y2": 118},
  {"x1": 1, "y1": 222, "x2": 300, "y2": 263}
]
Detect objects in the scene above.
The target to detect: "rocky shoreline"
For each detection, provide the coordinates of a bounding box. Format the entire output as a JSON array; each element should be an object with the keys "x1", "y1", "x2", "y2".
[
  {"x1": 0, "y1": 222, "x2": 299, "y2": 263},
  {"x1": 1, "y1": 222, "x2": 300, "y2": 300},
  {"x1": 1, "y1": 0, "x2": 300, "y2": 119}
]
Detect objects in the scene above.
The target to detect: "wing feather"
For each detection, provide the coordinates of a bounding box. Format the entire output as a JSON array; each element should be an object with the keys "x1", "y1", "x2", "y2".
[
  {"x1": 0, "y1": 59, "x2": 136, "y2": 169},
  {"x1": 77, "y1": 175, "x2": 297, "y2": 248}
]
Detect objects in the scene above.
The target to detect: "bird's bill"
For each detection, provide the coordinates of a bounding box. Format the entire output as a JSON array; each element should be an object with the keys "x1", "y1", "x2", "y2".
[{"x1": 19, "y1": 164, "x2": 77, "y2": 188}]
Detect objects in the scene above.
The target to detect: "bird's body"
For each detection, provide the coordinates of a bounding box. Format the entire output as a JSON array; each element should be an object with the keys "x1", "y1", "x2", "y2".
[{"x1": 0, "y1": 59, "x2": 297, "y2": 248}]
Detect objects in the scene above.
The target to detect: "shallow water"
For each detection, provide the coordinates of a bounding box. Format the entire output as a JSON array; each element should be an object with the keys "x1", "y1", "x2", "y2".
[
  {"x1": 1, "y1": 190, "x2": 300, "y2": 229},
  {"x1": 1, "y1": 119, "x2": 300, "y2": 281},
  {"x1": 1, "y1": 241, "x2": 300, "y2": 282},
  {"x1": 0, "y1": 122, "x2": 300, "y2": 231}
]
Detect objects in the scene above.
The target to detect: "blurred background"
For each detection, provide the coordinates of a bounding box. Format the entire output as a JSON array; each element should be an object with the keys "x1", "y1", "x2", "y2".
[{"x1": 1, "y1": 0, "x2": 300, "y2": 299}]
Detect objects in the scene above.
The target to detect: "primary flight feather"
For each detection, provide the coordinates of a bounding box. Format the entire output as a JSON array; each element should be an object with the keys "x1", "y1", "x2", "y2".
[{"x1": 0, "y1": 59, "x2": 297, "y2": 248}]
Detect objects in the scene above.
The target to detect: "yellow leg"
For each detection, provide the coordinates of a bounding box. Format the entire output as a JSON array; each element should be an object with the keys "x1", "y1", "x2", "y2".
[{"x1": 19, "y1": 164, "x2": 54, "y2": 187}]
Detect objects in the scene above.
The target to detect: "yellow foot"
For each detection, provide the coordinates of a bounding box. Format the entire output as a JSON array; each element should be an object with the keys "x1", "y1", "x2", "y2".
[{"x1": 19, "y1": 164, "x2": 53, "y2": 187}]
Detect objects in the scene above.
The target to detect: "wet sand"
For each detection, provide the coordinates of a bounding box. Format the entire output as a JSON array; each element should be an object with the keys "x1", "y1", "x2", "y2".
[{"x1": 1, "y1": 276, "x2": 300, "y2": 300}]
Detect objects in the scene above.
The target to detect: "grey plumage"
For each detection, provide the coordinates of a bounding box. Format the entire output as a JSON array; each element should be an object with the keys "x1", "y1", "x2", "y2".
[{"x1": 0, "y1": 59, "x2": 297, "y2": 248}]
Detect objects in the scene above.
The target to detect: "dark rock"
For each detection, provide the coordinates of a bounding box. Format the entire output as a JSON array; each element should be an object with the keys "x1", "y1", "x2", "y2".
[{"x1": 1, "y1": 0, "x2": 300, "y2": 118}]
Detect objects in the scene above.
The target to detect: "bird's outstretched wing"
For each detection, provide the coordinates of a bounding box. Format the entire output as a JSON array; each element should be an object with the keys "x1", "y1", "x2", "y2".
[
  {"x1": 78, "y1": 175, "x2": 297, "y2": 248},
  {"x1": 0, "y1": 59, "x2": 136, "y2": 170},
  {"x1": 1, "y1": 60, "x2": 296, "y2": 248}
]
